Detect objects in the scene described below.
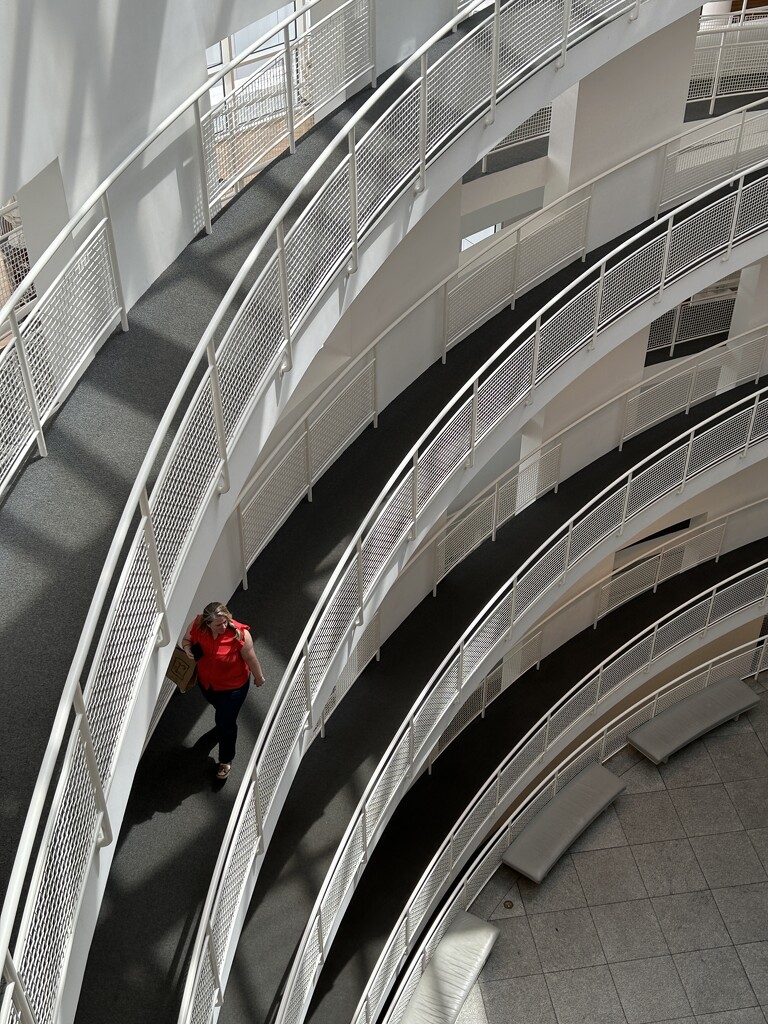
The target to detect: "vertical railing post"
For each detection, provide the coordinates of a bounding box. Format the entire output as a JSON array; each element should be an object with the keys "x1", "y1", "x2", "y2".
[
  {"x1": 305, "y1": 417, "x2": 314, "y2": 502},
  {"x1": 368, "y1": 0, "x2": 377, "y2": 87},
  {"x1": 356, "y1": 535, "x2": 365, "y2": 625},
  {"x1": 253, "y1": 771, "x2": 265, "y2": 854},
  {"x1": 100, "y1": 193, "x2": 130, "y2": 329},
  {"x1": 491, "y1": 481, "x2": 500, "y2": 541},
  {"x1": 485, "y1": 0, "x2": 501, "y2": 126},
  {"x1": 236, "y1": 504, "x2": 249, "y2": 591},
  {"x1": 590, "y1": 262, "x2": 606, "y2": 350},
  {"x1": 4, "y1": 951, "x2": 39, "y2": 1024},
  {"x1": 467, "y1": 380, "x2": 479, "y2": 467},
  {"x1": 303, "y1": 639, "x2": 314, "y2": 730},
  {"x1": 408, "y1": 720, "x2": 415, "y2": 776},
  {"x1": 679, "y1": 429, "x2": 696, "y2": 492},
  {"x1": 206, "y1": 338, "x2": 231, "y2": 495},
  {"x1": 709, "y1": 26, "x2": 727, "y2": 116},
  {"x1": 723, "y1": 174, "x2": 745, "y2": 262},
  {"x1": 526, "y1": 318, "x2": 541, "y2": 404},
  {"x1": 629, "y1": 0, "x2": 640, "y2": 21},
  {"x1": 283, "y1": 26, "x2": 297, "y2": 154},
  {"x1": 139, "y1": 488, "x2": 171, "y2": 646},
  {"x1": 442, "y1": 281, "x2": 451, "y2": 363},
  {"x1": 192, "y1": 100, "x2": 213, "y2": 237},
  {"x1": 510, "y1": 227, "x2": 521, "y2": 308},
  {"x1": 669, "y1": 302, "x2": 683, "y2": 359},
  {"x1": 205, "y1": 923, "x2": 224, "y2": 1004},
  {"x1": 732, "y1": 108, "x2": 748, "y2": 176},
  {"x1": 416, "y1": 53, "x2": 429, "y2": 194},
  {"x1": 9, "y1": 309, "x2": 47, "y2": 458},
  {"x1": 655, "y1": 216, "x2": 674, "y2": 303},
  {"x1": 557, "y1": 0, "x2": 572, "y2": 69},
  {"x1": 741, "y1": 392, "x2": 760, "y2": 457},
  {"x1": 704, "y1": 589, "x2": 717, "y2": 633},
  {"x1": 317, "y1": 910, "x2": 325, "y2": 965},
  {"x1": 647, "y1": 620, "x2": 661, "y2": 666},
  {"x1": 685, "y1": 363, "x2": 698, "y2": 415},
  {"x1": 276, "y1": 221, "x2": 293, "y2": 376},
  {"x1": 560, "y1": 521, "x2": 574, "y2": 579},
  {"x1": 618, "y1": 472, "x2": 632, "y2": 535},
  {"x1": 348, "y1": 127, "x2": 359, "y2": 274},
  {"x1": 456, "y1": 643, "x2": 464, "y2": 697},
  {"x1": 71, "y1": 685, "x2": 113, "y2": 849}
]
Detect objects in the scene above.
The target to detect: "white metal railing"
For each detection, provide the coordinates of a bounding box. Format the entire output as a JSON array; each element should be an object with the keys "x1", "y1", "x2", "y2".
[
  {"x1": 0, "y1": 200, "x2": 35, "y2": 317},
  {"x1": 691, "y1": 8, "x2": 768, "y2": 114},
  {"x1": 5, "y1": 4, "x2": 666, "y2": 1022},
  {"x1": 0, "y1": 0, "x2": 373, "y2": 504},
  {"x1": 477, "y1": 104, "x2": 552, "y2": 173},
  {"x1": 431, "y1": 326, "x2": 768, "y2": 590},
  {"x1": 647, "y1": 292, "x2": 736, "y2": 354},
  {"x1": 428, "y1": 494, "x2": 768, "y2": 768},
  {"x1": 275, "y1": 386, "x2": 768, "y2": 1024},
  {"x1": 374, "y1": 628, "x2": 768, "y2": 1024},
  {"x1": 178, "y1": 153, "x2": 768, "y2": 1024}
]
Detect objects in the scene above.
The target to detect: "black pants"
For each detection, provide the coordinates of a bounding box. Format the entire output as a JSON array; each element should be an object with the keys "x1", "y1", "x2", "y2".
[{"x1": 199, "y1": 679, "x2": 250, "y2": 763}]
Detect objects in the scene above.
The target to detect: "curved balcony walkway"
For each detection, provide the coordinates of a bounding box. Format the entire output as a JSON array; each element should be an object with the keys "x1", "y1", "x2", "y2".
[{"x1": 74, "y1": 318, "x2": 767, "y2": 1024}]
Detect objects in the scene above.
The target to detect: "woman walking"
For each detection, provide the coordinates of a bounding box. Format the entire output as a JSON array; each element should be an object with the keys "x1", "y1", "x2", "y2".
[{"x1": 182, "y1": 601, "x2": 266, "y2": 780}]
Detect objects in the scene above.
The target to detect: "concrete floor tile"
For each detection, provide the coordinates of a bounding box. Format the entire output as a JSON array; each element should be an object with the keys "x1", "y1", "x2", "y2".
[
  {"x1": 607, "y1": 747, "x2": 645, "y2": 776},
  {"x1": 456, "y1": 983, "x2": 489, "y2": 1024},
  {"x1": 529, "y1": 908, "x2": 606, "y2": 973},
  {"x1": 690, "y1": 834, "x2": 768, "y2": 889},
  {"x1": 725, "y1": 780, "x2": 768, "y2": 831},
  {"x1": 622, "y1": 759, "x2": 666, "y2": 794},
  {"x1": 518, "y1": 855, "x2": 587, "y2": 915},
  {"x1": 659, "y1": 745, "x2": 721, "y2": 791},
  {"x1": 704, "y1": 735, "x2": 768, "y2": 784},
  {"x1": 669, "y1": 785, "x2": 744, "y2": 837},
  {"x1": 749, "y1": 830, "x2": 768, "y2": 875},
  {"x1": 736, "y1": 942, "x2": 768, "y2": 1005},
  {"x1": 695, "y1": 1009, "x2": 767, "y2": 1024},
  {"x1": 478, "y1": 974, "x2": 556, "y2": 1024},
  {"x1": 674, "y1": 947, "x2": 756, "y2": 1015},
  {"x1": 488, "y1": 878, "x2": 527, "y2": 921},
  {"x1": 713, "y1": 883, "x2": 768, "y2": 944},
  {"x1": 570, "y1": 805, "x2": 628, "y2": 853},
  {"x1": 482, "y1": 916, "x2": 542, "y2": 981},
  {"x1": 573, "y1": 846, "x2": 647, "y2": 905},
  {"x1": 652, "y1": 891, "x2": 731, "y2": 953},
  {"x1": 545, "y1": 964, "x2": 625, "y2": 1024},
  {"x1": 610, "y1": 955, "x2": 692, "y2": 1023},
  {"x1": 615, "y1": 792, "x2": 686, "y2": 845},
  {"x1": 591, "y1": 898, "x2": 669, "y2": 962},
  {"x1": 632, "y1": 839, "x2": 708, "y2": 897},
  {"x1": 470, "y1": 864, "x2": 521, "y2": 920}
]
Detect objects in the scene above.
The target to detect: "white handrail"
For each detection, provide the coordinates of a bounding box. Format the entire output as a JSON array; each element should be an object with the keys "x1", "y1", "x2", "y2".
[
  {"x1": 374, "y1": 627, "x2": 768, "y2": 1024},
  {"x1": 276, "y1": 385, "x2": 768, "y2": 1024},
  {"x1": 179, "y1": 152, "x2": 768, "y2": 1024}
]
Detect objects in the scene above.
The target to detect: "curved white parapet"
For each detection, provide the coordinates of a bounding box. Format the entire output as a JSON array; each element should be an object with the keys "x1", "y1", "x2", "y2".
[
  {"x1": 176, "y1": 158, "x2": 768, "y2": 1024},
  {"x1": 274, "y1": 385, "x2": 768, "y2": 1024},
  {"x1": 375, "y1": 628, "x2": 768, "y2": 1024}
]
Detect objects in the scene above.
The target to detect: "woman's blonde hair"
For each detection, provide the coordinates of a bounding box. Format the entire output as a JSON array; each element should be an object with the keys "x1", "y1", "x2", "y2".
[{"x1": 199, "y1": 602, "x2": 243, "y2": 641}]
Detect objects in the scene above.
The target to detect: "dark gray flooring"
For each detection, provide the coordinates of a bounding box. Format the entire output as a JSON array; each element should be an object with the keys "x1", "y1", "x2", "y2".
[{"x1": 0, "y1": 37, "x2": 763, "y2": 1024}]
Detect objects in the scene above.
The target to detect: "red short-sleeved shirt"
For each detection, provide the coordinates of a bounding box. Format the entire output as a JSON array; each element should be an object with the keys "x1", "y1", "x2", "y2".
[{"x1": 190, "y1": 617, "x2": 251, "y2": 691}]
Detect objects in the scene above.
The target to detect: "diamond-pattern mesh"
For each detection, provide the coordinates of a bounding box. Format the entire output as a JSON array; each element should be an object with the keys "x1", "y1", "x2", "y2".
[
  {"x1": 413, "y1": 669, "x2": 459, "y2": 754},
  {"x1": 597, "y1": 635, "x2": 655, "y2": 700},
  {"x1": 426, "y1": 23, "x2": 494, "y2": 153},
  {"x1": 537, "y1": 282, "x2": 597, "y2": 380},
  {"x1": 365, "y1": 733, "x2": 411, "y2": 843},
  {"x1": 356, "y1": 87, "x2": 420, "y2": 233},
  {"x1": 498, "y1": 0, "x2": 563, "y2": 86},
  {"x1": 517, "y1": 201, "x2": 589, "y2": 294},
  {"x1": 310, "y1": 362, "x2": 375, "y2": 478},
  {"x1": 85, "y1": 538, "x2": 158, "y2": 776},
  {"x1": 212, "y1": 782, "x2": 261, "y2": 958},
  {"x1": 365, "y1": 922, "x2": 408, "y2": 1024},
  {"x1": 462, "y1": 599, "x2": 513, "y2": 681},
  {"x1": 669, "y1": 196, "x2": 737, "y2": 279},
  {"x1": 453, "y1": 787, "x2": 498, "y2": 862},
  {"x1": 600, "y1": 234, "x2": 665, "y2": 324},
  {"x1": 654, "y1": 602, "x2": 710, "y2": 660},
  {"x1": 218, "y1": 258, "x2": 284, "y2": 439},
  {"x1": 555, "y1": 741, "x2": 600, "y2": 791},
  {"x1": 150, "y1": 383, "x2": 222, "y2": 585},
  {"x1": 408, "y1": 844, "x2": 454, "y2": 936},
  {"x1": 22, "y1": 226, "x2": 118, "y2": 419},
  {"x1": 567, "y1": 488, "x2": 625, "y2": 566},
  {"x1": 188, "y1": 949, "x2": 218, "y2": 1024},
  {"x1": 257, "y1": 670, "x2": 308, "y2": 815},
  {"x1": 433, "y1": 682, "x2": 486, "y2": 760},
  {"x1": 285, "y1": 162, "x2": 352, "y2": 327},
  {"x1": 319, "y1": 815, "x2": 365, "y2": 928},
  {"x1": 360, "y1": 474, "x2": 413, "y2": 594},
  {"x1": 711, "y1": 568, "x2": 768, "y2": 624},
  {"x1": 626, "y1": 447, "x2": 687, "y2": 520},
  {"x1": 499, "y1": 727, "x2": 546, "y2": 795},
  {"x1": 476, "y1": 339, "x2": 534, "y2": 440},
  {"x1": 688, "y1": 407, "x2": 751, "y2": 478},
  {"x1": 242, "y1": 434, "x2": 309, "y2": 565},
  {"x1": 18, "y1": 738, "x2": 99, "y2": 1024},
  {"x1": 647, "y1": 307, "x2": 677, "y2": 351},
  {"x1": 446, "y1": 244, "x2": 517, "y2": 347},
  {"x1": 624, "y1": 371, "x2": 694, "y2": 437},
  {"x1": 514, "y1": 536, "x2": 568, "y2": 619},
  {"x1": 735, "y1": 173, "x2": 768, "y2": 239},
  {"x1": 307, "y1": 560, "x2": 358, "y2": 693},
  {"x1": 284, "y1": 921, "x2": 320, "y2": 1024},
  {"x1": 0, "y1": 346, "x2": 35, "y2": 481},
  {"x1": 678, "y1": 296, "x2": 735, "y2": 343},
  {"x1": 441, "y1": 495, "x2": 495, "y2": 579},
  {"x1": 416, "y1": 401, "x2": 472, "y2": 510},
  {"x1": 548, "y1": 677, "x2": 600, "y2": 747}
]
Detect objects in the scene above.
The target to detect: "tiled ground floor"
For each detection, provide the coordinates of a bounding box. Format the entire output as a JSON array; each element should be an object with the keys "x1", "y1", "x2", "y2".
[{"x1": 462, "y1": 673, "x2": 768, "y2": 1024}]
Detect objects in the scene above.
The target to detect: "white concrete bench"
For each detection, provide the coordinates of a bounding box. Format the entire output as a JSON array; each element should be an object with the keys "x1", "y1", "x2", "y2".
[
  {"x1": 501, "y1": 762, "x2": 625, "y2": 884},
  {"x1": 628, "y1": 675, "x2": 759, "y2": 765},
  {"x1": 401, "y1": 912, "x2": 499, "y2": 1024}
]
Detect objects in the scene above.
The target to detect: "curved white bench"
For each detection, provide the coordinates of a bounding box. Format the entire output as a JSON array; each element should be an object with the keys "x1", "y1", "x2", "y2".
[
  {"x1": 401, "y1": 912, "x2": 499, "y2": 1024},
  {"x1": 502, "y1": 762, "x2": 625, "y2": 884},
  {"x1": 628, "y1": 675, "x2": 759, "y2": 765}
]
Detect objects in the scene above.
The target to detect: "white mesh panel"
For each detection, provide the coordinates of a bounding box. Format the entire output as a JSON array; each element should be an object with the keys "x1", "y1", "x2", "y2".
[
  {"x1": 0, "y1": 346, "x2": 35, "y2": 481},
  {"x1": 241, "y1": 435, "x2": 309, "y2": 565},
  {"x1": 356, "y1": 88, "x2": 420, "y2": 232},
  {"x1": 309, "y1": 362, "x2": 374, "y2": 479}
]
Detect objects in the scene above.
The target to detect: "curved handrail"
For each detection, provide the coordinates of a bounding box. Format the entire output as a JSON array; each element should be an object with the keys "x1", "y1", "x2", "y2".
[
  {"x1": 276, "y1": 383, "x2": 768, "y2": 1024},
  {"x1": 373, "y1": 626, "x2": 768, "y2": 1024},
  {"x1": 5, "y1": 1, "x2": 654, "y2": 1018},
  {"x1": 181, "y1": 152, "x2": 768, "y2": 1023}
]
